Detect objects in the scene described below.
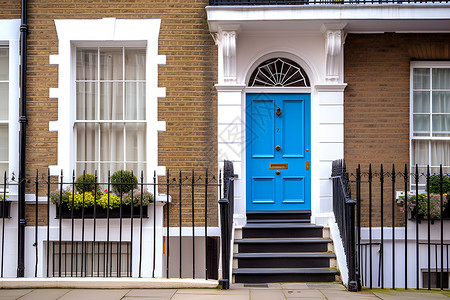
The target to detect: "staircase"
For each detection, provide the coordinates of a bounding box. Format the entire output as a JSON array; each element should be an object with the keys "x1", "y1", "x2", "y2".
[{"x1": 232, "y1": 211, "x2": 339, "y2": 283}]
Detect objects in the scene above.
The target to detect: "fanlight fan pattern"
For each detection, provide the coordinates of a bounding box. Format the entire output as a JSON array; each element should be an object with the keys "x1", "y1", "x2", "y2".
[{"x1": 249, "y1": 58, "x2": 310, "y2": 87}]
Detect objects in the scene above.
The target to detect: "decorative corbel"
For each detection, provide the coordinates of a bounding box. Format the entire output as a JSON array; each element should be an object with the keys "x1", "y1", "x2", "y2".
[
  {"x1": 321, "y1": 24, "x2": 347, "y2": 83},
  {"x1": 217, "y1": 25, "x2": 240, "y2": 84}
]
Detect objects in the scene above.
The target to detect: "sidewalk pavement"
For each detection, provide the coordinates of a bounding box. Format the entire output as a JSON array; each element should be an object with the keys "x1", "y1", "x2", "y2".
[
  {"x1": 0, "y1": 283, "x2": 373, "y2": 300},
  {"x1": 1, "y1": 283, "x2": 450, "y2": 299}
]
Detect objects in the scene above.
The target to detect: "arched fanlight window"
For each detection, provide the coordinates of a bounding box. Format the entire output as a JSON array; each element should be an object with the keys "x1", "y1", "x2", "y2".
[{"x1": 248, "y1": 58, "x2": 310, "y2": 87}]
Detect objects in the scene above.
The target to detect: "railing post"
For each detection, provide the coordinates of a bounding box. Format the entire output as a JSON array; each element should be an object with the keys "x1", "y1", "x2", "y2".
[
  {"x1": 347, "y1": 197, "x2": 358, "y2": 292},
  {"x1": 219, "y1": 196, "x2": 230, "y2": 290}
]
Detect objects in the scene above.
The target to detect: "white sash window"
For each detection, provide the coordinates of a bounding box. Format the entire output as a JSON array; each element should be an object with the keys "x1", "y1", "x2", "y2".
[
  {"x1": 51, "y1": 18, "x2": 166, "y2": 181},
  {"x1": 411, "y1": 62, "x2": 450, "y2": 179},
  {"x1": 0, "y1": 45, "x2": 9, "y2": 177},
  {"x1": 75, "y1": 47, "x2": 147, "y2": 179}
]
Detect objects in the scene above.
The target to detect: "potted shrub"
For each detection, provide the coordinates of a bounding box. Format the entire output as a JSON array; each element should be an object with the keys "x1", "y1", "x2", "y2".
[
  {"x1": 399, "y1": 174, "x2": 450, "y2": 221},
  {"x1": 429, "y1": 174, "x2": 450, "y2": 219},
  {"x1": 400, "y1": 193, "x2": 447, "y2": 221},
  {"x1": 52, "y1": 173, "x2": 152, "y2": 219}
]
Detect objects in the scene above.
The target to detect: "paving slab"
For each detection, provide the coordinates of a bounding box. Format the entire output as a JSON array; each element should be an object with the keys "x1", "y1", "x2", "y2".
[
  {"x1": 284, "y1": 289, "x2": 325, "y2": 298},
  {"x1": 250, "y1": 289, "x2": 287, "y2": 300},
  {"x1": 171, "y1": 294, "x2": 249, "y2": 300},
  {"x1": 176, "y1": 288, "x2": 249, "y2": 295},
  {"x1": 0, "y1": 290, "x2": 32, "y2": 297},
  {"x1": 306, "y1": 283, "x2": 347, "y2": 290},
  {"x1": 125, "y1": 289, "x2": 177, "y2": 298},
  {"x1": 280, "y1": 283, "x2": 309, "y2": 290},
  {"x1": 16, "y1": 289, "x2": 70, "y2": 300},
  {"x1": 58, "y1": 289, "x2": 129, "y2": 300},
  {"x1": 321, "y1": 289, "x2": 379, "y2": 299}
]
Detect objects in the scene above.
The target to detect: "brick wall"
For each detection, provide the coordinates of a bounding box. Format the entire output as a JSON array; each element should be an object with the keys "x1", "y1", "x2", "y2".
[
  {"x1": 1, "y1": 0, "x2": 218, "y2": 226},
  {"x1": 0, "y1": 0, "x2": 20, "y2": 18},
  {"x1": 344, "y1": 33, "x2": 450, "y2": 226}
]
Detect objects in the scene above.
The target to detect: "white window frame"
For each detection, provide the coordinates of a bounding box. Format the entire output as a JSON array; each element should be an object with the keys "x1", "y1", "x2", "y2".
[
  {"x1": 50, "y1": 18, "x2": 166, "y2": 179},
  {"x1": 0, "y1": 20, "x2": 20, "y2": 191},
  {"x1": 410, "y1": 61, "x2": 450, "y2": 176}
]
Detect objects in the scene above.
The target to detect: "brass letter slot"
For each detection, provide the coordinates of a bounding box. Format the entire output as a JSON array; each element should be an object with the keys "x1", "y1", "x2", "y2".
[{"x1": 269, "y1": 163, "x2": 288, "y2": 169}]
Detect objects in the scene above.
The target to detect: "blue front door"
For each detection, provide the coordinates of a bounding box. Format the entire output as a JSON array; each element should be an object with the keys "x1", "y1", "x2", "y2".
[{"x1": 246, "y1": 93, "x2": 311, "y2": 211}]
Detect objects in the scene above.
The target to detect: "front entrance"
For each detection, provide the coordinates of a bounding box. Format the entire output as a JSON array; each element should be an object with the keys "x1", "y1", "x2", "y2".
[{"x1": 246, "y1": 93, "x2": 311, "y2": 211}]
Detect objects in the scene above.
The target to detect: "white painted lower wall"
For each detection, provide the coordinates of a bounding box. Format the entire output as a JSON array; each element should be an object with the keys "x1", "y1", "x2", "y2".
[
  {"x1": 1, "y1": 201, "x2": 165, "y2": 278},
  {"x1": 360, "y1": 221, "x2": 450, "y2": 289},
  {"x1": 329, "y1": 217, "x2": 349, "y2": 287}
]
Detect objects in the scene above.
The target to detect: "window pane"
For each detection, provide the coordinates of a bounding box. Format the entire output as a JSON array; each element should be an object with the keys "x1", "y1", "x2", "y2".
[
  {"x1": 125, "y1": 82, "x2": 145, "y2": 120},
  {"x1": 100, "y1": 82, "x2": 123, "y2": 120},
  {"x1": 413, "y1": 91, "x2": 430, "y2": 113},
  {"x1": 432, "y1": 115, "x2": 450, "y2": 137},
  {"x1": 0, "y1": 47, "x2": 8, "y2": 81},
  {"x1": 413, "y1": 115, "x2": 430, "y2": 136},
  {"x1": 76, "y1": 123, "x2": 99, "y2": 162},
  {"x1": 126, "y1": 163, "x2": 146, "y2": 180},
  {"x1": 100, "y1": 48, "x2": 123, "y2": 80},
  {"x1": 431, "y1": 140, "x2": 450, "y2": 167},
  {"x1": 432, "y1": 68, "x2": 450, "y2": 90},
  {"x1": 100, "y1": 123, "x2": 124, "y2": 162},
  {"x1": 125, "y1": 48, "x2": 146, "y2": 80},
  {"x1": 0, "y1": 125, "x2": 8, "y2": 161},
  {"x1": 76, "y1": 48, "x2": 98, "y2": 81},
  {"x1": 98, "y1": 163, "x2": 124, "y2": 181},
  {"x1": 413, "y1": 68, "x2": 430, "y2": 89},
  {"x1": 412, "y1": 140, "x2": 429, "y2": 166},
  {"x1": 432, "y1": 91, "x2": 450, "y2": 113},
  {"x1": 76, "y1": 163, "x2": 98, "y2": 180},
  {"x1": 76, "y1": 82, "x2": 98, "y2": 120},
  {"x1": 0, "y1": 82, "x2": 8, "y2": 120},
  {"x1": 126, "y1": 123, "x2": 146, "y2": 162},
  {"x1": 0, "y1": 163, "x2": 8, "y2": 179}
]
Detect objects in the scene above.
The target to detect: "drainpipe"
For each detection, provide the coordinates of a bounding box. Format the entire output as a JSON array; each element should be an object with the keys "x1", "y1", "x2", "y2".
[{"x1": 18, "y1": 0, "x2": 28, "y2": 277}]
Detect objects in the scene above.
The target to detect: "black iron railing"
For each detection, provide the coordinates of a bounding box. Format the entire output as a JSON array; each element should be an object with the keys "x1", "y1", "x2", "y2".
[
  {"x1": 331, "y1": 159, "x2": 360, "y2": 292},
  {"x1": 333, "y1": 160, "x2": 450, "y2": 290},
  {"x1": 210, "y1": 0, "x2": 450, "y2": 5},
  {"x1": 219, "y1": 160, "x2": 234, "y2": 290},
  {"x1": 0, "y1": 166, "x2": 227, "y2": 280}
]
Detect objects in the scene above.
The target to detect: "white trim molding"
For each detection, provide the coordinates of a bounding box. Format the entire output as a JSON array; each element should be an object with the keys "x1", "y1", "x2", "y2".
[
  {"x1": 0, "y1": 19, "x2": 20, "y2": 189},
  {"x1": 49, "y1": 18, "x2": 166, "y2": 178}
]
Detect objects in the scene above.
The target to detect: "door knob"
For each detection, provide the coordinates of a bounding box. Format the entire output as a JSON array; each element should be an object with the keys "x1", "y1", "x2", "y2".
[
  {"x1": 276, "y1": 107, "x2": 281, "y2": 116},
  {"x1": 276, "y1": 170, "x2": 281, "y2": 175},
  {"x1": 275, "y1": 145, "x2": 281, "y2": 151}
]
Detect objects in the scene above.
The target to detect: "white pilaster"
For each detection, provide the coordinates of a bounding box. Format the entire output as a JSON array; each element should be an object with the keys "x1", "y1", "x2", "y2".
[
  {"x1": 216, "y1": 84, "x2": 246, "y2": 227},
  {"x1": 313, "y1": 83, "x2": 347, "y2": 224}
]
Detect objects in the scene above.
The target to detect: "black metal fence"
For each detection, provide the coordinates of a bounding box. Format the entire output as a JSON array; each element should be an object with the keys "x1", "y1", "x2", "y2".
[
  {"x1": 210, "y1": 0, "x2": 450, "y2": 5},
  {"x1": 332, "y1": 159, "x2": 450, "y2": 290},
  {"x1": 219, "y1": 160, "x2": 234, "y2": 290},
  {"x1": 0, "y1": 164, "x2": 235, "y2": 280},
  {"x1": 331, "y1": 159, "x2": 359, "y2": 292}
]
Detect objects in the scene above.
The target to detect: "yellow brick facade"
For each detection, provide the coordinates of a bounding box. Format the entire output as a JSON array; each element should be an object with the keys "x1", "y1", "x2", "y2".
[{"x1": 1, "y1": 0, "x2": 218, "y2": 226}]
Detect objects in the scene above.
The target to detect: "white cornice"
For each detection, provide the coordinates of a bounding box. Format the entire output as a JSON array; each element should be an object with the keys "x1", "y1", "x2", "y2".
[{"x1": 207, "y1": 5, "x2": 450, "y2": 33}]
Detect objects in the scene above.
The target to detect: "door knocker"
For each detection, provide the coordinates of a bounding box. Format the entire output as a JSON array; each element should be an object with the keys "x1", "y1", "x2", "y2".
[{"x1": 276, "y1": 107, "x2": 281, "y2": 116}]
